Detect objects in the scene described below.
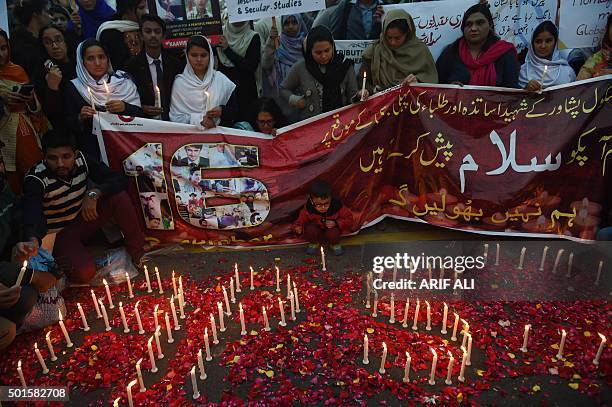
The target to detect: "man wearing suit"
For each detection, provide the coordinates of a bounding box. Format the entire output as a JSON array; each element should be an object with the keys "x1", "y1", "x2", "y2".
[
  {"x1": 174, "y1": 145, "x2": 210, "y2": 168},
  {"x1": 125, "y1": 14, "x2": 184, "y2": 121}
]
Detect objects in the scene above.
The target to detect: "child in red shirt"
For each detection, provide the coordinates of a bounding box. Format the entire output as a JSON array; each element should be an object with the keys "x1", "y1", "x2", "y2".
[{"x1": 293, "y1": 181, "x2": 353, "y2": 255}]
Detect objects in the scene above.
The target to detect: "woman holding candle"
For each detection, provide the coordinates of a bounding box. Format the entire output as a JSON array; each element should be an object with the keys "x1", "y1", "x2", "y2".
[
  {"x1": 169, "y1": 35, "x2": 237, "y2": 129},
  {"x1": 577, "y1": 14, "x2": 612, "y2": 80},
  {"x1": 280, "y1": 26, "x2": 361, "y2": 122},
  {"x1": 361, "y1": 9, "x2": 438, "y2": 94},
  {"x1": 436, "y1": 3, "x2": 520, "y2": 88},
  {"x1": 64, "y1": 39, "x2": 143, "y2": 159},
  {"x1": 519, "y1": 21, "x2": 575, "y2": 92}
]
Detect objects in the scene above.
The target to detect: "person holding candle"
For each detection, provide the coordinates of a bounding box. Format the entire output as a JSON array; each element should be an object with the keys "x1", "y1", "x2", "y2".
[
  {"x1": 436, "y1": 3, "x2": 520, "y2": 88},
  {"x1": 169, "y1": 35, "x2": 238, "y2": 129},
  {"x1": 293, "y1": 180, "x2": 353, "y2": 256},
  {"x1": 124, "y1": 14, "x2": 184, "y2": 121},
  {"x1": 360, "y1": 9, "x2": 437, "y2": 94},
  {"x1": 519, "y1": 21, "x2": 575, "y2": 92},
  {"x1": 280, "y1": 26, "x2": 362, "y2": 122},
  {"x1": 64, "y1": 39, "x2": 143, "y2": 159}
]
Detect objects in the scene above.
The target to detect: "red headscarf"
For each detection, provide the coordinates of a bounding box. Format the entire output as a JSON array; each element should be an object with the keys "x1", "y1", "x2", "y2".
[
  {"x1": 0, "y1": 29, "x2": 29, "y2": 84},
  {"x1": 458, "y1": 37, "x2": 517, "y2": 86}
]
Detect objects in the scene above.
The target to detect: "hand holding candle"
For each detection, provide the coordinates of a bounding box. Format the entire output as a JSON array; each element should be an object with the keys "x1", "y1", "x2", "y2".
[{"x1": 14, "y1": 261, "x2": 27, "y2": 288}]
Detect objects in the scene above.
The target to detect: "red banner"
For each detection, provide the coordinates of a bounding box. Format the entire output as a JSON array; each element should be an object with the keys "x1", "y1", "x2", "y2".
[{"x1": 97, "y1": 78, "x2": 612, "y2": 247}]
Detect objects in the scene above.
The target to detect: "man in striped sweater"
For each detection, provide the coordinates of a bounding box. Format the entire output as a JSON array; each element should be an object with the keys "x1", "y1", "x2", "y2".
[{"x1": 17, "y1": 130, "x2": 146, "y2": 284}]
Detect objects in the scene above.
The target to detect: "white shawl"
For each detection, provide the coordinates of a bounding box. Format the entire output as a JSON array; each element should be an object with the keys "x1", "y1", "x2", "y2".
[{"x1": 95, "y1": 20, "x2": 140, "y2": 40}]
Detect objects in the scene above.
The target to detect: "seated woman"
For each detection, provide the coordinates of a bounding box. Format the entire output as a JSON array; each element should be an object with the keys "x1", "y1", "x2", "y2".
[
  {"x1": 361, "y1": 8, "x2": 437, "y2": 92},
  {"x1": 38, "y1": 25, "x2": 77, "y2": 128},
  {"x1": 0, "y1": 29, "x2": 48, "y2": 193},
  {"x1": 65, "y1": 39, "x2": 143, "y2": 159},
  {"x1": 280, "y1": 26, "x2": 361, "y2": 122},
  {"x1": 234, "y1": 97, "x2": 287, "y2": 136},
  {"x1": 169, "y1": 35, "x2": 237, "y2": 129},
  {"x1": 519, "y1": 21, "x2": 575, "y2": 91},
  {"x1": 577, "y1": 14, "x2": 612, "y2": 80},
  {"x1": 436, "y1": 3, "x2": 520, "y2": 88}
]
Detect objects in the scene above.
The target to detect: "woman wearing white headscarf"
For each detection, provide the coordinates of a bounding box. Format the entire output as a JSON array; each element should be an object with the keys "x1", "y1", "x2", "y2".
[
  {"x1": 170, "y1": 35, "x2": 237, "y2": 128},
  {"x1": 519, "y1": 21, "x2": 575, "y2": 91},
  {"x1": 217, "y1": 14, "x2": 261, "y2": 121},
  {"x1": 64, "y1": 38, "x2": 142, "y2": 159}
]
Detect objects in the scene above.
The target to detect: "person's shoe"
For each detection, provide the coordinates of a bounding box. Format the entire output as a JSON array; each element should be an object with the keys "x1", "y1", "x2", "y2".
[
  {"x1": 306, "y1": 244, "x2": 318, "y2": 255},
  {"x1": 331, "y1": 244, "x2": 343, "y2": 256}
]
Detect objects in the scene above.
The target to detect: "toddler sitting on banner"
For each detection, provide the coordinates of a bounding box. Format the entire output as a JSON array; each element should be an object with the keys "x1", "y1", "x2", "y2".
[{"x1": 293, "y1": 181, "x2": 353, "y2": 256}]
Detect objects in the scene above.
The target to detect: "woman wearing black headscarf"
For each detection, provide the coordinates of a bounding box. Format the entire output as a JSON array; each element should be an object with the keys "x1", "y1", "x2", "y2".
[{"x1": 280, "y1": 26, "x2": 361, "y2": 122}]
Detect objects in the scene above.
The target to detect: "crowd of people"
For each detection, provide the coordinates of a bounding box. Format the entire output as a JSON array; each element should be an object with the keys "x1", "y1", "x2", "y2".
[{"x1": 0, "y1": 0, "x2": 610, "y2": 349}]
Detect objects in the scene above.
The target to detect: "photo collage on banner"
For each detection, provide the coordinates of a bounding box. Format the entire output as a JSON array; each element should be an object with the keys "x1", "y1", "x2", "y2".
[
  {"x1": 123, "y1": 143, "x2": 176, "y2": 231},
  {"x1": 170, "y1": 143, "x2": 269, "y2": 230}
]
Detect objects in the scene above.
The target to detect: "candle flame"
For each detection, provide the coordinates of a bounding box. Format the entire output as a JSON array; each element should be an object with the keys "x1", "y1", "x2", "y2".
[
  {"x1": 239, "y1": 303, "x2": 243, "y2": 311},
  {"x1": 155, "y1": 266, "x2": 159, "y2": 273},
  {"x1": 22, "y1": 260, "x2": 27, "y2": 267},
  {"x1": 125, "y1": 272, "x2": 129, "y2": 278},
  {"x1": 382, "y1": 342, "x2": 387, "y2": 350},
  {"x1": 205, "y1": 327, "x2": 208, "y2": 335},
  {"x1": 191, "y1": 366, "x2": 195, "y2": 374},
  {"x1": 155, "y1": 84, "x2": 160, "y2": 94},
  {"x1": 18, "y1": 359, "x2": 22, "y2": 368},
  {"x1": 561, "y1": 329, "x2": 566, "y2": 335},
  {"x1": 35, "y1": 342, "x2": 38, "y2": 350},
  {"x1": 119, "y1": 301, "x2": 123, "y2": 307},
  {"x1": 58, "y1": 309, "x2": 63, "y2": 320},
  {"x1": 599, "y1": 333, "x2": 606, "y2": 341},
  {"x1": 103, "y1": 278, "x2": 108, "y2": 285},
  {"x1": 250, "y1": 266, "x2": 254, "y2": 272},
  {"x1": 320, "y1": 246, "x2": 324, "y2": 254},
  {"x1": 363, "y1": 71, "x2": 366, "y2": 79},
  {"x1": 137, "y1": 358, "x2": 142, "y2": 366},
  {"x1": 46, "y1": 331, "x2": 51, "y2": 340},
  {"x1": 234, "y1": 263, "x2": 238, "y2": 271}
]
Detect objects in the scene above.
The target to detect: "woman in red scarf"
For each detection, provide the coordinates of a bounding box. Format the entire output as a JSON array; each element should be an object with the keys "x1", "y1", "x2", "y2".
[
  {"x1": 0, "y1": 29, "x2": 48, "y2": 193},
  {"x1": 436, "y1": 3, "x2": 519, "y2": 88}
]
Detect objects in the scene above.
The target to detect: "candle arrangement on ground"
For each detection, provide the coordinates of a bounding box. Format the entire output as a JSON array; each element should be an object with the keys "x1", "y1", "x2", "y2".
[{"x1": 0, "y1": 245, "x2": 609, "y2": 405}]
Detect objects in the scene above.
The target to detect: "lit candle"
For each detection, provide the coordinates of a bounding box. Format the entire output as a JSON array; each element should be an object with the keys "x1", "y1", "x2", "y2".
[
  {"x1": 154, "y1": 326, "x2": 164, "y2": 359},
  {"x1": 144, "y1": 265, "x2": 152, "y2": 293},
  {"x1": 278, "y1": 297, "x2": 287, "y2": 326},
  {"x1": 170, "y1": 295, "x2": 180, "y2": 330},
  {"x1": 412, "y1": 299, "x2": 420, "y2": 331},
  {"x1": 164, "y1": 312, "x2": 174, "y2": 343},
  {"x1": 172, "y1": 271, "x2": 177, "y2": 297},
  {"x1": 99, "y1": 299, "x2": 111, "y2": 331},
  {"x1": 155, "y1": 267, "x2": 163, "y2": 294},
  {"x1": 204, "y1": 327, "x2": 212, "y2": 360},
  {"x1": 552, "y1": 249, "x2": 564, "y2": 274},
  {"x1": 45, "y1": 332, "x2": 57, "y2": 361},
  {"x1": 540, "y1": 65, "x2": 548, "y2": 89},
  {"x1": 191, "y1": 366, "x2": 200, "y2": 399},
  {"x1": 179, "y1": 275, "x2": 183, "y2": 295},
  {"x1": 126, "y1": 272, "x2": 134, "y2": 298},
  {"x1": 234, "y1": 263, "x2": 241, "y2": 292},
  {"x1": 197, "y1": 349, "x2": 207, "y2": 380},
  {"x1": 451, "y1": 312, "x2": 459, "y2": 341},
  {"x1": 461, "y1": 319, "x2": 470, "y2": 349},
  {"x1": 154, "y1": 84, "x2": 161, "y2": 108},
  {"x1": 556, "y1": 329, "x2": 567, "y2": 359},
  {"x1": 402, "y1": 298, "x2": 410, "y2": 328},
  {"x1": 444, "y1": 350, "x2": 455, "y2": 385},
  {"x1": 372, "y1": 290, "x2": 378, "y2": 317},
  {"x1": 379, "y1": 342, "x2": 388, "y2": 374},
  {"x1": 17, "y1": 360, "x2": 26, "y2": 387},
  {"x1": 458, "y1": 346, "x2": 467, "y2": 382},
  {"x1": 483, "y1": 243, "x2": 489, "y2": 263},
  {"x1": 360, "y1": 71, "x2": 367, "y2": 101},
  {"x1": 595, "y1": 261, "x2": 603, "y2": 285},
  {"x1": 389, "y1": 293, "x2": 395, "y2": 324},
  {"x1": 14, "y1": 260, "x2": 27, "y2": 287},
  {"x1": 517, "y1": 247, "x2": 526, "y2": 270},
  {"x1": 429, "y1": 348, "x2": 438, "y2": 385},
  {"x1": 363, "y1": 334, "x2": 369, "y2": 364},
  {"x1": 147, "y1": 337, "x2": 158, "y2": 373},
  {"x1": 539, "y1": 246, "x2": 549, "y2": 271},
  {"x1": 210, "y1": 313, "x2": 219, "y2": 344},
  {"x1": 289, "y1": 291, "x2": 296, "y2": 321},
  {"x1": 135, "y1": 301, "x2": 145, "y2": 334},
  {"x1": 239, "y1": 303, "x2": 247, "y2": 335},
  {"x1": 425, "y1": 300, "x2": 431, "y2": 331},
  {"x1": 58, "y1": 310, "x2": 73, "y2": 347},
  {"x1": 566, "y1": 252, "x2": 574, "y2": 278},
  {"x1": 293, "y1": 282, "x2": 300, "y2": 313},
  {"x1": 77, "y1": 302, "x2": 90, "y2": 331},
  {"x1": 126, "y1": 379, "x2": 137, "y2": 407},
  {"x1": 230, "y1": 277, "x2": 236, "y2": 303},
  {"x1": 91, "y1": 290, "x2": 102, "y2": 318},
  {"x1": 136, "y1": 358, "x2": 145, "y2": 392},
  {"x1": 441, "y1": 302, "x2": 448, "y2": 334},
  {"x1": 102, "y1": 278, "x2": 114, "y2": 309},
  {"x1": 593, "y1": 333, "x2": 606, "y2": 366},
  {"x1": 153, "y1": 304, "x2": 160, "y2": 332},
  {"x1": 119, "y1": 302, "x2": 130, "y2": 333},
  {"x1": 520, "y1": 324, "x2": 530, "y2": 353},
  {"x1": 222, "y1": 285, "x2": 231, "y2": 315},
  {"x1": 104, "y1": 81, "x2": 110, "y2": 104},
  {"x1": 250, "y1": 266, "x2": 255, "y2": 290},
  {"x1": 403, "y1": 351, "x2": 411, "y2": 383},
  {"x1": 34, "y1": 342, "x2": 49, "y2": 374},
  {"x1": 495, "y1": 243, "x2": 500, "y2": 266},
  {"x1": 287, "y1": 274, "x2": 291, "y2": 298},
  {"x1": 217, "y1": 302, "x2": 226, "y2": 332},
  {"x1": 320, "y1": 246, "x2": 326, "y2": 271},
  {"x1": 263, "y1": 306, "x2": 271, "y2": 331},
  {"x1": 275, "y1": 266, "x2": 281, "y2": 292},
  {"x1": 87, "y1": 86, "x2": 95, "y2": 111},
  {"x1": 178, "y1": 287, "x2": 186, "y2": 320},
  {"x1": 466, "y1": 333, "x2": 473, "y2": 366}
]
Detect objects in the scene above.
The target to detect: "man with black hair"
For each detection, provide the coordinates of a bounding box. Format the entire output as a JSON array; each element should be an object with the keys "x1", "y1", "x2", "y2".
[
  {"x1": 16, "y1": 129, "x2": 146, "y2": 284},
  {"x1": 125, "y1": 13, "x2": 184, "y2": 121},
  {"x1": 293, "y1": 180, "x2": 353, "y2": 256}
]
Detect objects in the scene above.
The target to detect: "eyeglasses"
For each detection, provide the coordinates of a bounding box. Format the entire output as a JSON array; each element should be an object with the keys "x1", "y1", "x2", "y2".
[{"x1": 43, "y1": 37, "x2": 65, "y2": 47}]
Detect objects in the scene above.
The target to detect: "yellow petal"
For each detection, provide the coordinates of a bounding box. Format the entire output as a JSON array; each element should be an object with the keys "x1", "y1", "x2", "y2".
[
  {"x1": 532, "y1": 385, "x2": 540, "y2": 392},
  {"x1": 327, "y1": 303, "x2": 333, "y2": 308},
  {"x1": 536, "y1": 303, "x2": 542, "y2": 309},
  {"x1": 508, "y1": 352, "x2": 516, "y2": 359},
  {"x1": 95, "y1": 372, "x2": 101, "y2": 380},
  {"x1": 91, "y1": 345, "x2": 98, "y2": 351},
  {"x1": 353, "y1": 378, "x2": 360, "y2": 384},
  {"x1": 276, "y1": 343, "x2": 284, "y2": 349},
  {"x1": 564, "y1": 361, "x2": 574, "y2": 368},
  {"x1": 366, "y1": 328, "x2": 375, "y2": 334},
  {"x1": 166, "y1": 384, "x2": 172, "y2": 391},
  {"x1": 476, "y1": 369, "x2": 485, "y2": 376},
  {"x1": 551, "y1": 343, "x2": 559, "y2": 349},
  {"x1": 250, "y1": 330, "x2": 258, "y2": 336},
  {"x1": 265, "y1": 370, "x2": 274, "y2": 378},
  {"x1": 572, "y1": 374, "x2": 581, "y2": 380},
  {"x1": 229, "y1": 355, "x2": 240, "y2": 364},
  {"x1": 568, "y1": 383, "x2": 579, "y2": 390},
  {"x1": 457, "y1": 393, "x2": 463, "y2": 403},
  {"x1": 584, "y1": 331, "x2": 591, "y2": 337}
]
